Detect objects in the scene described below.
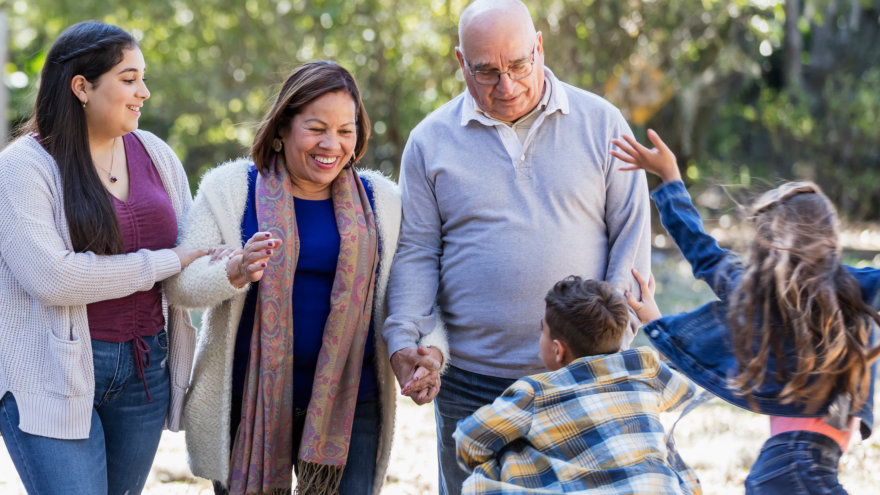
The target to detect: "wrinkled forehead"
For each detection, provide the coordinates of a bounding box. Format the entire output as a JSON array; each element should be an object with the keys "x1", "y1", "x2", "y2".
[{"x1": 459, "y1": 12, "x2": 535, "y2": 64}]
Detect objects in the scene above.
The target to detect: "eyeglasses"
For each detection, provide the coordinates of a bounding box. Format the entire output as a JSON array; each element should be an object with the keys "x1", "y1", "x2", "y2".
[{"x1": 462, "y1": 43, "x2": 537, "y2": 86}]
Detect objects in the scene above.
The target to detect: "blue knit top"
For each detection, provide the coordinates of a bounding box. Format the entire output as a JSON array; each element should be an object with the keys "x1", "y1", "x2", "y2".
[{"x1": 230, "y1": 165, "x2": 377, "y2": 421}]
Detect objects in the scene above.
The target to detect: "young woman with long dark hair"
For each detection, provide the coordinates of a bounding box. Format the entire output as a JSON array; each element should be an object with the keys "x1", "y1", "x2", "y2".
[{"x1": 0, "y1": 21, "x2": 205, "y2": 494}]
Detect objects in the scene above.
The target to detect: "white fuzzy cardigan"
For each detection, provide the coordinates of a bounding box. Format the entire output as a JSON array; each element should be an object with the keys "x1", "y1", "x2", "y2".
[{"x1": 164, "y1": 158, "x2": 447, "y2": 492}]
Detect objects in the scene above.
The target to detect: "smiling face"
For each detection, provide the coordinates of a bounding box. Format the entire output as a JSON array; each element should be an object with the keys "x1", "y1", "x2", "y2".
[
  {"x1": 456, "y1": 5, "x2": 545, "y2": 122},
  {"x1": 81, "y1": 47, "x2": 150, "y2": 140},
  {"x1": 280, "y1": 90, "x2": 357, "y2": 199}
]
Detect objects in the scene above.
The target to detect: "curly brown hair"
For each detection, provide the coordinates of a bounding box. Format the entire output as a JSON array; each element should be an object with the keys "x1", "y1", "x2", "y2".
[{"x1": 729, "y1": 182, "x2": 880, "y2": 413}]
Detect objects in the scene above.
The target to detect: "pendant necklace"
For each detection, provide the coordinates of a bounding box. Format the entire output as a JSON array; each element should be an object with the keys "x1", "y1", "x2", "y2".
[{"x1": 98, "y1": 138, "x2": 119, "y2": 184}]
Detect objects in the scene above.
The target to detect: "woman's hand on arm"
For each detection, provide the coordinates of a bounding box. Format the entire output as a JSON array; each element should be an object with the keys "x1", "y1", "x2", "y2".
[
  {"x1": 207, "y1": 245, "x2": 238, "y2": 263},
  {"x1": 171, "y1": 246, "x2": 209, "y2": 269},
  {"x1": 226, "y1": 232, "x2": 281, "y2": 288},
  {"x1": 171, "y1": 243, "x2": 236, "y2": 271},
  {"x1": 611, "y1": 129, "x2": 682, "y2": 183}
]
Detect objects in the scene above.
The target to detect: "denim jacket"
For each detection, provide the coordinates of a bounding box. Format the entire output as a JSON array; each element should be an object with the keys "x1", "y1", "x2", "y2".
[{"x1": 644, "y1": 180, "x2": 880, "y2": 439}]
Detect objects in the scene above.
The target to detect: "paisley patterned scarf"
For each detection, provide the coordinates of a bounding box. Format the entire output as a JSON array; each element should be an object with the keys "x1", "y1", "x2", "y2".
[{"x1": 228, "y1": 158, "x2": 379, "y2": 494}]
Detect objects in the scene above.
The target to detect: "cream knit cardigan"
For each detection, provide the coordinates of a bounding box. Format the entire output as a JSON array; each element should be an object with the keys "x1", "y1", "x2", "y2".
[
  {"x1": 0, "y1": 130, "x2": 197, "y2": 439},
  {"x1": 164, "y1": 158, "x2": 448, "y2": 493}
]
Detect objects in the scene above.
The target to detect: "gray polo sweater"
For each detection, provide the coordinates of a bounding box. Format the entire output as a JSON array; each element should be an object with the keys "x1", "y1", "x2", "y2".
[{"x1": 382, "y1": 69, "x2": 651, "y2": 378}]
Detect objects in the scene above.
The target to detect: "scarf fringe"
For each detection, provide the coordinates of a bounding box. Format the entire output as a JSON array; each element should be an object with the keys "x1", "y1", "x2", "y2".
[{"x1": 295, "y1": 461, "x2": 344, "y2": 495}]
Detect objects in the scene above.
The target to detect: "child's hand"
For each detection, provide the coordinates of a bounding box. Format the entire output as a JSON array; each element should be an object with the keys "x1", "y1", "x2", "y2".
[
  {"x1": 611, "y1": 129, "x2": 682, "y2": 184},
  {"x1": 625, "y1": 268, "x2": 662, "y2": 324}
]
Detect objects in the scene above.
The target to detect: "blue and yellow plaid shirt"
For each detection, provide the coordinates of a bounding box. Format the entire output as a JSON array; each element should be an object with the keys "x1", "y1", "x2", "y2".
[{"x1": 454, "y1": 347, "x2": 701, "y2": 494}]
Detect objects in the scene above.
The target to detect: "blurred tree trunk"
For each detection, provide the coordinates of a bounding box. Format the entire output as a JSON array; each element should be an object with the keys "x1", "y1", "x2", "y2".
[{"x1": 784, "y1": 0, "x2": 803, "y2": 90}]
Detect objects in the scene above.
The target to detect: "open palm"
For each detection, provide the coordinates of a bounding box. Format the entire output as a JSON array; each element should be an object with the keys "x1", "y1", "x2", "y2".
[{"x1": 611, "y1": 129, "x2": 682, "y2": 184}]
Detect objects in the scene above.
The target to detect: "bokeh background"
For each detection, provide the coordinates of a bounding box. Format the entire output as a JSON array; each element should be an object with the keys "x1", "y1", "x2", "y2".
[
  {"x1": 2, "y1": 0, "x2": 880, "y2": 493},
  {"x1": 3, "y1": 0, "x2": 880, "y2": 222}
]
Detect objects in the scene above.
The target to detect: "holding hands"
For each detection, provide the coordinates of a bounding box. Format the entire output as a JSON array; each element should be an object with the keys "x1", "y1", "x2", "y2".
[
  {"x1": 611, "y1": 129, "x2": 681, "y2": 184},
  {"x1": 390, "y1": 346, "x2": 443, "y2": 405}
]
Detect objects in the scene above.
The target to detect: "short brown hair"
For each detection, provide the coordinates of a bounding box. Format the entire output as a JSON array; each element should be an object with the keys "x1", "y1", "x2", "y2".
[
  {"x1": 252, "y1": 61, "x2": 371, "y2": 174},
  {"x1": 544, "y1": 276, "x2": 629, "y2": 357}
]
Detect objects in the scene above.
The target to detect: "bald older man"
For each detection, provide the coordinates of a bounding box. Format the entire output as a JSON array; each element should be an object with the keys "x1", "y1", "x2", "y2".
[{"x1": 382, "y1": 1, "x2": 652, "y2": 492}]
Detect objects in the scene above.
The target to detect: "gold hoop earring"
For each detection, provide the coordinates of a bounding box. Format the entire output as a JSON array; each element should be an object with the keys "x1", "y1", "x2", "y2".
[{"x1": 272, "y1": 137, "x2": 283, "y2": 153}]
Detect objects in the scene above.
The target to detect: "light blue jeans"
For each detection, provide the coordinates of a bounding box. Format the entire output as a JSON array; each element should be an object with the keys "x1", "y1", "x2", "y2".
[
  {"x1": 434, "y1": 365, "x2": 516, "y2": 495},
  {"x1": 0, "y1": 331, "x2": 170, "y2": 495},
  {"x1": 745, "y1": 430, "x2": 847, "y2": 495}
]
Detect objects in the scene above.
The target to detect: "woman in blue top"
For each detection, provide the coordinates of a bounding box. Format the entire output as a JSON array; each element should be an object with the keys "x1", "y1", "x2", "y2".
[
  {"x1": 164, "y1": 61, "x2": 447, "y2": 495},
  {"x1": 612, "y1": 130, "x2": 880, "y2": 494}
]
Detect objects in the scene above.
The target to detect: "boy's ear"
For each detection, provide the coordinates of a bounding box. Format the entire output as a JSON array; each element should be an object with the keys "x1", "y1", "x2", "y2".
[{"x1": 552, "y1": 339, "x2": 574, "y2": 366}]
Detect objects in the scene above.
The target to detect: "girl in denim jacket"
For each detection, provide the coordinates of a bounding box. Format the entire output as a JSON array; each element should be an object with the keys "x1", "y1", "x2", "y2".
[{"x1": 611, "y1": 130, "x2": 880, "y2": 495}]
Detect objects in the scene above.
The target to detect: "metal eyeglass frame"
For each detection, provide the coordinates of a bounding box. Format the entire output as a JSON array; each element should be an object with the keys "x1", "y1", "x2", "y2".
[{"x1": 462, "y1": 43, "x2": 537, "y2": 85}]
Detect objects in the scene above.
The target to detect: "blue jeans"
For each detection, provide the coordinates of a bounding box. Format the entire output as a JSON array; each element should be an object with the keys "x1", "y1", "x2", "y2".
[
  {"x1": 745, "y1": 431, "x2": 847, "y2": 495},
  {"x1": 434, "y1": 365, "x2": 516, "y2": 495},
  {"x1": 0, "y1": 331, "x2": 170, "y2": 495},
  {"x1": 213, "y1": 395, "x2": 380, "y2": 495},
  {"x1": 337, "y1": 396, "x2": 380, "y2": 494}
]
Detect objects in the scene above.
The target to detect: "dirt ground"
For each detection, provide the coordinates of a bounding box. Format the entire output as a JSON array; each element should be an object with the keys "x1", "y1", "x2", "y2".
[{"x1": 2, "y1": 389, "x2": 879, "y2": 494}]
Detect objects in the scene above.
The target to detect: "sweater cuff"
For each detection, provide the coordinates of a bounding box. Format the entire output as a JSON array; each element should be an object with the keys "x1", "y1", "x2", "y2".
[
  {"x1": 151, "y1": 249, "x2": 182, "y2": 281},
  {"x1": 384, "y1": 326, "x2": 421, "y2": 359}
]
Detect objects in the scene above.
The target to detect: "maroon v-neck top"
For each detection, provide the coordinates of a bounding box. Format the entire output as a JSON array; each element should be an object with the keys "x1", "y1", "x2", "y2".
[
  {"x1": 86, "y1": 133, "x2": 178, "y2": 399},
  {"x1": 87, "y1": 133, "x2": 177, "y2": 339}
]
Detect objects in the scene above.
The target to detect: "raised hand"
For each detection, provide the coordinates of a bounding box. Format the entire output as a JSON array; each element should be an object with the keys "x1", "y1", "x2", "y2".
[
  {"x1": 226, "y1": 231, "x2": 280, "y2": 288},
  {"x1": 624, "y1": 268, "x2": 662, "y2": 325},
  {"x1": 611, "y1": 129, "x2": 682, "y2": 183}
]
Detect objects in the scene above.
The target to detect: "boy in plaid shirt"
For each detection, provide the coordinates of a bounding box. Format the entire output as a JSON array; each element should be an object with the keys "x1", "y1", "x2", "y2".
[{"x1": 453, "y1": 276, "x2": 701, "y2": 494}]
